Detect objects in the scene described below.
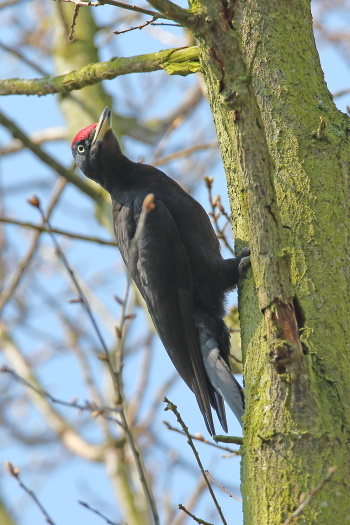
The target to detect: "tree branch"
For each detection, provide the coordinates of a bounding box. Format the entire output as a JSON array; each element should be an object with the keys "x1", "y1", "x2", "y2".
[
  {"x1": 0, "y1": 178, "x2": 66, "y2": 315},
  {"x1": 205, "y1": 471, "x2": 242, "y2": 503},
  {"x1": 0, "y1": 216, "x2": 117, "y2": 246},
  {"x1": 58, "y1": 0, "x2": 170, "y2": 19},
  {"x1": 0, "y1": 126, "x2": 66, "y2": 156},
  {"x1": 79, "y1": 501, "x2": 120, "y2": 525},
  {"x1": 0, "y1": 109, "x2": 107, "y2": 205},
  {"x1": 164, "y1": 398, "x2": 228, "y2": 525},
  {"x1": 178, "y1": 504, "x2": 213, "y2": 525},
  {"x1": 146, "y1": 0, "x2": 198, "y2": 27},
  {"x1": 37, "y1": 195, "x2": 159, "y2": 525},
  {"x1": 5, "y1": 462, "x2": 57, "y2": 525},
  {"x1": 162, "y1": 421, "x2": 240, "y2": 454},
  {"x1": 1, "y1": 327, "x2": 104, "y2": 461},
  {"x1": 0, "y1": 46, "x2": 200, "y2": 96}
]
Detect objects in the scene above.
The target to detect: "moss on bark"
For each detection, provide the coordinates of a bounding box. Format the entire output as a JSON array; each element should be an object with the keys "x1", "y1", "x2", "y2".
[{"x1": 188, "y1": 0, "x2": 350, "y2": 523}]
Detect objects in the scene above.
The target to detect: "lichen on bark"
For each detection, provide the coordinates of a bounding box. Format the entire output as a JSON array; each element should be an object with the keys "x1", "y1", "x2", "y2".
[{"x1": 186, "y1": 0, "x2": 350, "y2": 523}]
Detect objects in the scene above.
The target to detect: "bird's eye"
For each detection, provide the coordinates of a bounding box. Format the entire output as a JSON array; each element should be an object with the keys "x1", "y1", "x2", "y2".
[{"x1": 77, "y1": 145, "x2": 85, "y2": 153}]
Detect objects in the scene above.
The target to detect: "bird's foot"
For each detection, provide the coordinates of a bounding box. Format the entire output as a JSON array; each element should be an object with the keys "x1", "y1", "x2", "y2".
[{"x1": 238, "y1": 247, "x2": 250, "y2": 276}]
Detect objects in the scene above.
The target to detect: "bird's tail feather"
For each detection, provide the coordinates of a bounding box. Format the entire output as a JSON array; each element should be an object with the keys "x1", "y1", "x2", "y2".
[{"x1": 198, "y1": 321, "x2": 244, "y2": 428}]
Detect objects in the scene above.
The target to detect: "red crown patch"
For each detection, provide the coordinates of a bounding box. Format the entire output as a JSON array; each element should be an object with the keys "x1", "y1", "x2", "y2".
[{"x1": 71, "y1": 123, "x2": 97, "y2": 147}]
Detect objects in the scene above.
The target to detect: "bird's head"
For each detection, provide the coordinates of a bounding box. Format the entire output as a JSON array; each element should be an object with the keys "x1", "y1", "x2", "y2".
[{"x1": 71, "y1": 107, "x2": 123, "y2": 188}]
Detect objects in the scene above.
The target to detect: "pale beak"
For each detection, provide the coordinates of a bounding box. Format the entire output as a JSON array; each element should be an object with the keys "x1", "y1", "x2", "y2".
[{"x1": 92, "y1": 107, "x2": 112, "y2": 145}]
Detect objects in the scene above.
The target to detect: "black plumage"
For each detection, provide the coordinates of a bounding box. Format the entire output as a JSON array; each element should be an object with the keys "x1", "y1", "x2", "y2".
[{"x1": 72, "y1": 107, "x2": 248, "y2": 435}]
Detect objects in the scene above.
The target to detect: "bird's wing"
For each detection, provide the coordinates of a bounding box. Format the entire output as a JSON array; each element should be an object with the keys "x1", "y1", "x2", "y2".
[{"x1": 129, "y1": 198, "x2": 215, "y2": 435}]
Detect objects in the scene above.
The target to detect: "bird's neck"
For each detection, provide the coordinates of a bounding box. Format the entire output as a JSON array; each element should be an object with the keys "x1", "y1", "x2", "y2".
[{"x1": 99, "y1": 154, "x2": 133, "y2": 194}]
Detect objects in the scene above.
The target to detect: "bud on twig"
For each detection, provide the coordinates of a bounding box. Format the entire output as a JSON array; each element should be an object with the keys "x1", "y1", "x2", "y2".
[
  {"x1": 124, "y1": 314, "x2": 136, "y2": 321},
  {"x1": 5, "y1": 461, "x2": 19, "y2": 477},
  {"x1": 68, "y1": 297, "x2": 83, "y2": 304},
  {"x1": 113, "y1": 295, "x2": 123, "y2": 305},
  {"x1": 204, "y1": 176, "x2": 214, "y2": 188},
  {"x1": 142, "y1": 193, "x2": 155, "y2": 212},
  {"x1": 27, "y1": 195, "x2": 40, "y2": 208}
]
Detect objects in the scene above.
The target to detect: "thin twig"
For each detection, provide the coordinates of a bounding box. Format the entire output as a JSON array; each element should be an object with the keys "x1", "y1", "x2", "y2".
[
  {"x1": 142, "y1": 372, "x2": 178, "y2": 427},
  {"x1": 114, "y1": 16, "x2": 156, "y2": 35},
  {"x1": 0, "y1": 216, "x2": 117, "y2": 246},
  {"x1": 34, "y1": 193, "x2": 159, "y2": 525},
  {"x1": 56, "y1": 0, "x2": 170, "y2": 20},
  {"x1": 5, "y1": 461, "x2": 57, "y2": 525},
  {"x1": 178, "y1": 504, "x2": 213, "y2": 525},
  {"x1": 1, "y1": 365, "x2": 120, "y2": 417},
  {"x1": 0, "y1": 126, "x2": 66, "y2": 156},
  {"x1": 151, "y1": 22, "x2": 181, "y2": 27},
  {"x1": 213, "y1": 435, "x2": 243, "y2": 446},
  {"x1": 0, "y1": 326, "x2": 104, "y2": 461},
  {"x1": 68, "y1": 4, "x2": 80, "y2": 41},
  {"x1": 79, "y1": 500, "x2": 121, "y2": 525},
  {"x1": 31, "y1": 197, "x2": 111, "y2": 361},
  {"x1": 63, "y1": 316, "x2": 113, "y2": 437},
  {"x1": 283, "y1": 466, "x2": 337, "y2": 525},
  {"x1": 333, "y1": 87, "x2": 350, "y2": 99},
  {"x1": 0, "y1": 178, "x2": 67, "y2": 314},
  {"x1": 169, "y1": 477, "x2": 206, "y2": 525},
  {"x1": 0, "y1": 40, "x2": 49, "y2": 76},
  {"x1": 29, "y1": 197, "x2": 124, "y2": 433},
  {"x1": 145, "y1": 0, "x2": 197, "y2": 27},
  {"x1": 163, "y1": 421, "x2": 240, "y2": 455},
  {"x1": 0, "y1": 109, "x2": 105, "y2": 203},
  {"x1": 154, "y1": 141, "x2": 218, "y2": 167},
  {"x1": 204, "y1": 176, "x2": 235, "y2": 256},
  {"x1": 127, "y1": 336, "x2": 154, "y2": 425},
  {"x1": 205, "y1": 470, "x2": 242, "y2": 503},
  {"x1": 164, "y1": 397, "x2": 228, "y2": 525},
  {"x1": 113, "y1": 194, "x2": 160, "y2": 525}
]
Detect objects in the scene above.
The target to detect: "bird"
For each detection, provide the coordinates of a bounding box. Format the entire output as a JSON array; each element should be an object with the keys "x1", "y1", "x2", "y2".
[{"x1": 71, "y1": 106, "x2": 249, "y2": 435}]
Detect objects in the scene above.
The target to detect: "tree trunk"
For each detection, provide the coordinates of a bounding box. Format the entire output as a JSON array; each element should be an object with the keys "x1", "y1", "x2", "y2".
[{"x1": 190, "y1": 0, "x2": 350, "y2": 522}]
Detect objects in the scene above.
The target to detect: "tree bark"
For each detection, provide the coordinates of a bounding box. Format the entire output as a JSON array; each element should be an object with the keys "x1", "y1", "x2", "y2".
[{"x1": 187, "y1": 0, "x2": 350, "y2": 523}]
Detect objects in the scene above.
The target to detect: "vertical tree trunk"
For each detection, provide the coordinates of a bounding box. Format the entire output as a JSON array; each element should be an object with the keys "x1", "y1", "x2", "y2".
[{"x1": 189, "y1": 0, "x2": 350, "y2": 522}]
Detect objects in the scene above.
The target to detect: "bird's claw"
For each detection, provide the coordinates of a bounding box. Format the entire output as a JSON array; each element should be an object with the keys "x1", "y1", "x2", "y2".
[{"x1": 238, "y1": 247, "x2": 250, "y2": 276}]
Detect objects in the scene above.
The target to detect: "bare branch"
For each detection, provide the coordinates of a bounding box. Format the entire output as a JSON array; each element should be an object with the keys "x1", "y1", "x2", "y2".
[
  {"x1": 5, "y1": 461, "x2": 57, "y2": 525},
  {"x1": 57, "y1": 0, "x2": 170, "y2": 20},
  {"x1": 79, "y1": 500, "x2": 121, "y2": 525},
  {"x1": 113, "y1": 194, "x2": 160, "y2": 525},
  {"x1": 169, "y1": 477, "x2": 206, "y2": 525},
  {"x1": 32, "y1": 197, "x2": 112, "y2": 363},
  {"x1": 146, "y1": 0, "x2": 198, "y2": 27},
  {"x1": 0, "y1": 216, "x2": 117, "y2": 246},
  {"x1": 205, "y1": 471, "x2": 242, "y2": 503},
  {"x1": 0, "y1": 328, "x2": 103, "y2": 461},
  {"x1": 37, "y1": 195, "x2": 160, "y2": 525},
  {"x1": 0, "y1": 40, "x2": 49, "y2": 76},
  {"x1": 164, "y1": 397, "x2": 228, "y2": 525},
  {"x1": 127, "y1": 336, "x2": 154, "y2": 425},
  {"x1": 0, "y1": 46, "x2": 200, "y2": 96},
  {"x1": 0, "y1": 109, "x2": 106, "y2": 203},
  {"x1": 212, "y1": 434, "x2": 243, "y2": 446},
  {"x1": 162, "y1": 421, "x2": 240, "y2": 455},
  {"x1": 68, "y1": 4, "x2": 81, "y2": 41},
  {"x1": 333, "y1": 87, "x2": 350, "y2": 99},
  {"x1": 114, "y1": 16, "x2": 156, "y2": 35},
  {"x1": 204, "y1": 176, "x2": 235, "y2": 256},
  {"x1": 154, "y1": 141, "x2": 217, "y2": 167},
  {"x1": 178, "y1": 504, "x2": 213, "y2": 525},
  {"x1": 0, "y1": 126, "x2": 66, "y2": 157},
  {"x1": 1, "y1": 365, "x2": 119, "y2": 418},
  {"x1": 0, "y1": 178, "x2": 67, "y2": 314}
]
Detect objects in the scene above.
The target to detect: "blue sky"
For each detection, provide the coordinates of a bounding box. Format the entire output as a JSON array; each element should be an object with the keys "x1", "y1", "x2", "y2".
[{"x1": 0, "y1": 2, "x2": 350, "y2": 525}]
